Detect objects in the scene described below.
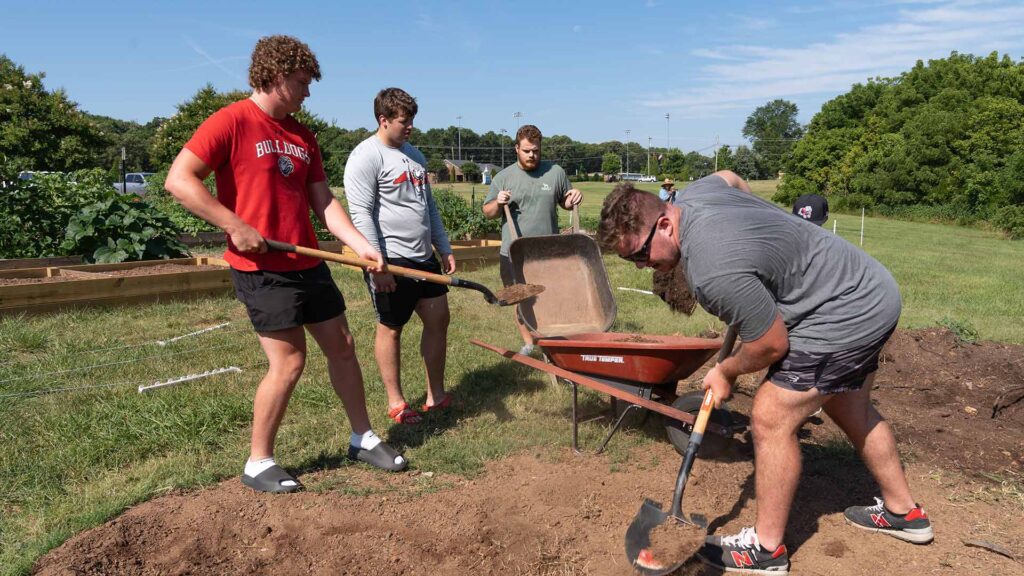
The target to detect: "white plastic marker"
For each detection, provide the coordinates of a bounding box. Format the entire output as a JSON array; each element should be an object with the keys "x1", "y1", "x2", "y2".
[
  {"x1": 138, "y1": 366, "x2": 242, "y2": 393},
  {"x1": 156, "y1": 322, "x2": 231, "y2": 346},
  {"x1": 860, "y1": 207, "x2": 865, "y2": 246},
  {"x1": 617, "y1": 287, "x2": 655, "y2": 295},
  {"x1": 833, "y1": 219, "x2": 837, "y2": 234}
]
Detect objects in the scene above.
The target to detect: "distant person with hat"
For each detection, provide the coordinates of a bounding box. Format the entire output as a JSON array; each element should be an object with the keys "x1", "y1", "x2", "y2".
[
  {"x1": 658, "y1": 178, "x2": 676, "y2": 202},
  {"x1": 793, "y1": 193, "x2": 829, "y2": 226}
]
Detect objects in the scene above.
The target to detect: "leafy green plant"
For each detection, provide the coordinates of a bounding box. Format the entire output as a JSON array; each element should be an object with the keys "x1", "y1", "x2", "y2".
[
  {"x1": 992, "y1": 205, "x2": 1024, "y2": 239},
  {"x1": 432, "y1": 186, "x2": 499, "y2": 240},
  {"x1": 938, "y1": 317, "x2": 979, "y2": 344},
  {"x1": 62, "y1": 196, "x2": 191, "y2": 263}
]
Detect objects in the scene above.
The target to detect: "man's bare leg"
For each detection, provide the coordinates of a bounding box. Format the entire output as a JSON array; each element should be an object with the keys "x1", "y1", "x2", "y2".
[
  {"x1": 823, "y1": 374, "x2": 916, "y2": 513},
  {"x1": 374, "y1": 322, "x2": 407, "y2": 411},
  {"x1": 250, "y1": 327, "x2": 307, "y2": 460},
  {"x1": 415, "y1": 295, "x2": 450, "y2": 407},
  {"x1": 750, "y1": 381, "x2": 826, "y2": 550},
  {"x1": 306, "y1": 313, "x2": 371, "y2": 434}
]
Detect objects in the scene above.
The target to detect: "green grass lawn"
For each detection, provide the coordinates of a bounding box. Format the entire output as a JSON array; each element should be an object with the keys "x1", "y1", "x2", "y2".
[{"x1": 2, "y1": 180, "x2": 1022, "y2": 574}]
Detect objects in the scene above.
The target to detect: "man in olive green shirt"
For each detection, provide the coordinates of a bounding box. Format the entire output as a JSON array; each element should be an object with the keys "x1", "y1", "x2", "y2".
[{"x1": 482, "y1": 124, "x2": 582, "y2": 354}]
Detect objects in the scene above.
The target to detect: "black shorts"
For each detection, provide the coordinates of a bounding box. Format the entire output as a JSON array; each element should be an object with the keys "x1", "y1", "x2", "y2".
[
  {"x1": 767, "y1": 324, "x2": 897, "y2": 395},
  {"x1": 364, "y1": 256, "x2": 449, "y2": 328},
  {"x1": 499, "y1": 254, "x2": 515, "y2": 287},
  {"x1": 231, "y1": 262, "x2": 346, "y2": 333}
]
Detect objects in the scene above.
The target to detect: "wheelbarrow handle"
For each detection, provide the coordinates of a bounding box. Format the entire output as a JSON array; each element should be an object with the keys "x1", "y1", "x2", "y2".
[{"x1": 669, "y1": 325, "x2": 738, "y2": 519}]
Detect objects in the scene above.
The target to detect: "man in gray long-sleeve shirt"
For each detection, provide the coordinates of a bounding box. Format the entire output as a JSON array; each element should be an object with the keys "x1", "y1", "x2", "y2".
[
  {"x1": 345, "y1": 87, "x2": 454, "y2": 425},
  {"x1": 598, "y1": 172, "x2": 932, "y2": 574}
]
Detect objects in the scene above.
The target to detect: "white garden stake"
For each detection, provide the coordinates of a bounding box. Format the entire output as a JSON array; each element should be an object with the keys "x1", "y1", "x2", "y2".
[
  {"x1": 138, "y1": 366, "x2": 242, "y2": 393},
  {"x1": 156, "y1": 322, "x2": 231, "y2": 346},
  {"x1": 860, "y1": 207, "x2": 865, "y2": 246}
]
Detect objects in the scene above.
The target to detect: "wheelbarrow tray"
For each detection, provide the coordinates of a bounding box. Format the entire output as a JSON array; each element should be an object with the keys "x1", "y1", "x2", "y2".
[
  {"x1": 509, "y1": 233, "x2": 616, "y2": 337},
  {"x1": 536, "y1": 332, "x2": 722, "y2": 385}
]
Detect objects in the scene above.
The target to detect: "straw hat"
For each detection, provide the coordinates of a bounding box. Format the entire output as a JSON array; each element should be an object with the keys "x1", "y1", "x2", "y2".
[{"x1": 662, "y1": 178, "x2": 674, "y2": 186}]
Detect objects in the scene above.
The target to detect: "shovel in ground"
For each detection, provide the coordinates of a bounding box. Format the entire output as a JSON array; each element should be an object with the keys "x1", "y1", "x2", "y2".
[
  {"x1": 624, "y1": 326, "x2": 738, "y2": 575},
  {"x1": 265, "y1": 239, "x2": 543, "y2": 306}
]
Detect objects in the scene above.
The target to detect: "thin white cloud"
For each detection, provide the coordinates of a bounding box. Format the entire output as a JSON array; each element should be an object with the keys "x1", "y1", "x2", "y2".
[
  {"x1": 645, "y1": 0, "x2": 659, "y2": 7},
  {"x1": 642, "y1": 0, "x2": 1024, "y2": 113},
  {"x1": 573, "y1": 24, "x2": 582, "y2": 33},
  {"x1": 737, "y1": 15, "x2": 776, "y2": 30},
  {"x1": 183, "y1": 36, "x2": 245, "y2": 83}
]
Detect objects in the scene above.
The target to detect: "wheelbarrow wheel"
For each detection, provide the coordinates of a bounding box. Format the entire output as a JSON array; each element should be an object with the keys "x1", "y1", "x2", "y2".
[{"x1": 664, "y1": 391, "x2": 734, "y2": 459}]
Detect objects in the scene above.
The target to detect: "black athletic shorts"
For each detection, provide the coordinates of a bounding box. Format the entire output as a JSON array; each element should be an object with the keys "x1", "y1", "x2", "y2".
[
  {"x1": 499, "y1": 254, "x2": 515, "y2": 288},
  {"x1": 767, "y1": 324, "x2": 897, "y2": 395},
  {"x1": 364, "y1": 256, "x2": 448, "y2": 328},
  {"x1": 231, "y1": 262, "x2": 345, "y2": 333}
]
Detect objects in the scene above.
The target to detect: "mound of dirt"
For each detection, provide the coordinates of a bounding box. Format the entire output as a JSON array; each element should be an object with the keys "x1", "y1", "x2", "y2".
[
  {"x1": 652, "y1": 262, "x2": 696, "y2": 315},
  {"x1": 34, "y1": 328, "x2": 1024, "y2": 575}
]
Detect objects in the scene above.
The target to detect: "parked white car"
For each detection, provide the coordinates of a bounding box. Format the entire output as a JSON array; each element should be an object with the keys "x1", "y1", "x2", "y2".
[{"x1": 112, "y1": 172, "x2": 155, "y2": 195}]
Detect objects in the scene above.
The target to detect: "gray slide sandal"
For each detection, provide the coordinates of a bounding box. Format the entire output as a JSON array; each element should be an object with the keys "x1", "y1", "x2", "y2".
[
  {"x1": 241, "y1": 464, "x2": 304, "y2": 493},
  {"x1": 348, "y1": 442, "x2": 408, "y2": 472}
]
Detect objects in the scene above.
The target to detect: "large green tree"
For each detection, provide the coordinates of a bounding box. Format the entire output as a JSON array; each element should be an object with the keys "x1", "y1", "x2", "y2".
[
  {"x1": 742, "y1": 99, "x2": 803, "y2": 179},
  {"x1": 0, "y1": 55, "x2": 107, "y2": 171}
]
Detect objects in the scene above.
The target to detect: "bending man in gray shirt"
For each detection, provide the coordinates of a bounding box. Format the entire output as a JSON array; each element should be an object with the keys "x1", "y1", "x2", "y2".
[
  {"x1": 598, "y1": 171, "x2": 932, "y2": 574},
  {"x1": 345, "y1": 87, "x2": 454, "y2": 425}
]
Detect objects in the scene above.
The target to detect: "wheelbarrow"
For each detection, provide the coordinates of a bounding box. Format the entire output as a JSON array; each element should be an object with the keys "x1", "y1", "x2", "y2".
[{"x1": 471, "y1": 332, "x2": 747, "y2": 456}]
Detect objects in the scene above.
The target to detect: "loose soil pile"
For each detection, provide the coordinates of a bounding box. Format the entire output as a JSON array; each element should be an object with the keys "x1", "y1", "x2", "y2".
[
  {"x1": 652, "y1": 263, "x2": 697, "y2": 315},
  {"x1": 0, "y1": 264, "x2": 225, "y2": 286},
  {"x1": 496, "y1": 283, "x2": 545, "y2": 305},
  {"x1": 35, "y1": 328, "x2": 1024, "y2": 575}
]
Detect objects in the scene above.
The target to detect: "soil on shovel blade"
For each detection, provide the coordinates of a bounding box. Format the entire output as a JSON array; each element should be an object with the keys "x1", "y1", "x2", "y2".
[
  {"x1": 34, "y1": 328, "x2": 1024, "y2": 575},
  {"x1": 640, "y1": 520, "x2": 707, "y2": 571},
  {"x1": 495, "y1": 282, "x2": 544, "y2": 304}
]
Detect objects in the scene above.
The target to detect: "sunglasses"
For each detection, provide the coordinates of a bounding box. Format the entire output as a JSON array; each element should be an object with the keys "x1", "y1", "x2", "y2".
[{"x1": 622, "y1": 214, "x2": 663, "y2": 264}]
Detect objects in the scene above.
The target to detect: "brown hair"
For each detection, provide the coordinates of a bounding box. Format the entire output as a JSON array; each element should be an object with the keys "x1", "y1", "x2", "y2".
[
  {"x1": 596, "y1": 184, "x2": 665, "y2": 250},
  {"x1": 515, "y1": 124, "x2": 542, "y2": 147},
  {"x1": 374, "y1": 87, "x2": 418, "y2": 122},
  {"x1": 248, "y1": 35, "x2": 321, "y2": 91}
]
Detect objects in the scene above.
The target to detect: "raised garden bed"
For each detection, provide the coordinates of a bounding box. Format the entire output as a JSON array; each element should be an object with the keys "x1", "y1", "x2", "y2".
[{"x1": 0, "y1": 257, "x2": 232, "y2": 315}]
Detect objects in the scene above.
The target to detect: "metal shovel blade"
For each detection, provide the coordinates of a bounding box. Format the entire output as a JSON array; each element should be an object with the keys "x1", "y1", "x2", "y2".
[{"x1": 624, "y1": 499, "x2": 708, "y2": 575}]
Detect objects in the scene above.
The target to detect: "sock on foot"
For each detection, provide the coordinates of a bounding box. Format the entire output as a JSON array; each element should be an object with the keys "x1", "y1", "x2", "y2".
[{"x1": 351, "y1": 430, "x2": 405, "y2": 467}]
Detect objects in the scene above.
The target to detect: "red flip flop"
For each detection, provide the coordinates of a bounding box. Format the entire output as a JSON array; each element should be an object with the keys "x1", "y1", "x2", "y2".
[
  {"x1": 387, "y1": 402, "x2": 422, "y2": 425},
  {"x1": 421, "y1": 394, "x2": 453, "y2": 413}
]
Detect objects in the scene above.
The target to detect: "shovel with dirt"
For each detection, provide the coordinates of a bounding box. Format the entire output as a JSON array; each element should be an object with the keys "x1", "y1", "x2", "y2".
[
  {"x1": 624, "y1": 326, "x2": 738, "y2": 575},
  {"x1": 265, "y1": 239, "x2": 543, "y2": 306}
]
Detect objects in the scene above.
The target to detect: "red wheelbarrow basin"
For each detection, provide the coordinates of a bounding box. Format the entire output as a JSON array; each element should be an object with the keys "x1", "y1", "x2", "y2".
[{"x1": 535, "y1": 332, "x2": 723, "y2": 385}]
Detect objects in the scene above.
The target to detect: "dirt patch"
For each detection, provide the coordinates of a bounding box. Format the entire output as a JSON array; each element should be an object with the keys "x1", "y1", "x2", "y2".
[
  {"x1": 495, "y1": 283, "x2": 544, "y2": 305},
  {"x1": 640, "y1": 520, "x2": 706, "y2": 570},
  {"x1": 652, "y1": 262, "x2": 697, "y2": 315},
  {"x1": 613, "y1": 334, "x2": 661, "y2": 343},
  {"x1": 34, "y1": 328, "x2": 1024, "y2": 575},
  {"x1": 0, "y1": 264, "x2": 225, "y2": 286}
]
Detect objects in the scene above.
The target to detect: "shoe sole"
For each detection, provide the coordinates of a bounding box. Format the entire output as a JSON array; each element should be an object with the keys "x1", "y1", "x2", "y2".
[
  {"x1": 844, "y1": 516, "x2": 934, "y2": 544},
  {"x1": 697, "y1": 553, "x2": 789, "y2": 574}
]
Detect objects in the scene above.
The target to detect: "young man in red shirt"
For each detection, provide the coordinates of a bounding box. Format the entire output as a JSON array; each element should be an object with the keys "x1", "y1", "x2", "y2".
[{"x1": 166, "y1": 35, "x2": 406, "y2": 493}]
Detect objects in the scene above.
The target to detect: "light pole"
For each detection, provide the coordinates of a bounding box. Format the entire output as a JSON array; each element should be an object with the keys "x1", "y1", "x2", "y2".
[
  {"x1": 647, "y1": 136, "x2": 652, "y2": 175},
  {"x1": 624, "y1": 129, "x2": 631, "y2": 175},
  {"x1": 513, "y1": 111, "x2": 522, "y2": 131},
  {"x1": 456, "y1": 115, "x2": 462, "y2": 160},
  {"x1": 500, "y1": 128, "x2": 507, "y2": 167},
  {"x1": 665, "y1": 113, "x2": 670, "y2": 151}
]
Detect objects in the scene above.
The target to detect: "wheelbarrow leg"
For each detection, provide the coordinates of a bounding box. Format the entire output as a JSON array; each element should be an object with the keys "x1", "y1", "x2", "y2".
[
  {"x1": 572, "y1": 382, "x2": 581, "y2": 455},
  {"x1": 596, "y1": 387, "x2": 654, "y2": 454}
]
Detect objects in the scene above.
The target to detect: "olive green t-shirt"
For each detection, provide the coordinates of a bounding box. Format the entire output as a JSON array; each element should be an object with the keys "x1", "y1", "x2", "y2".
[{"x1": 486, "y1": 161, "x2": 570, "y2": 256}]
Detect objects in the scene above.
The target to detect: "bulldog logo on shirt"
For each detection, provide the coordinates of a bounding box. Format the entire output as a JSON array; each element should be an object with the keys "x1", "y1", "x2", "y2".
[{"x1": 278, "y1": 155, "x2": 295, "y2": 177}]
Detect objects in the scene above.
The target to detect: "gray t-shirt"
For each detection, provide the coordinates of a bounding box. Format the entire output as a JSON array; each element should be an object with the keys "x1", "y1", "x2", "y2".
[
  {"x1": 676, "y1": 175, "x2": 900, "y2": 352},
  {"x1": 344, "y1": 135, "x2": 452, "y2": 262},
  {"x1": 485, "y1": 161, "x2": 570, "y2": 256}
]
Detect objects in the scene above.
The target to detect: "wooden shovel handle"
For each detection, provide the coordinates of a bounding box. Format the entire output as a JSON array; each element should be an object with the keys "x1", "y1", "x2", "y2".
[
  {"x1": 692, "y1": 326, "x2": 739, "y2": 435},
  {"x1": 501, "y1": 203, "x2": 520, "y2": 241},
  {"x1": 265, "y1": 239, "x2": 455, "y2": 287}
]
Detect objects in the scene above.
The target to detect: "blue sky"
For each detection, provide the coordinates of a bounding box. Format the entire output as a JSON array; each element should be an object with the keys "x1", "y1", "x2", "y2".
[{"x1": 5, "y1": 0, "x2": 1024, "y2": 153}]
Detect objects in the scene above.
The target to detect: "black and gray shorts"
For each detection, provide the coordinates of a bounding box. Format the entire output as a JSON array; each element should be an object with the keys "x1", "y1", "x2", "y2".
[
  {"x1": 767, "y1": 324, "x2": 897, "y2": 395},
  {"x1": 364, "y1": 256, "x2": 448, "y2": 328},
  {"x1": 231, "y1": 262, "x2": 346, "y2": 333}
]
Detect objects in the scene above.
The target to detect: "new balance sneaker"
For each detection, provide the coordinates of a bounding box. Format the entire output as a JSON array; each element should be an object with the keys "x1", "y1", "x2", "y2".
[
  {"x1": 844, "y1": 497, "x2": 934, "y2": 544},
  {"x1": 697, "y1": 526, "x2": 790, "y2": 574}
]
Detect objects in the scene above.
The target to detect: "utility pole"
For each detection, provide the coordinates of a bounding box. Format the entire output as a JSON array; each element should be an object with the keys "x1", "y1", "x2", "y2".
[
  {"x1": 624, "y1": 129, "x2": 631, "y2": 175},
  {"x1": 665, "y1": 113, "x2": 670, "y2": 151},
  {"x1": 647, "y1": 136, "x2": 652, "y2": 175},
  {"x1": 456, "y1": 115, "x2": 462, "y2": 160},
  {"x1": 513, "y1": 111, "x2": 522, "y2": 131},
  {"x1": 714, "y1": 134, "x2": 720, "y2": 171},
  {"x1": 500, "y1": 128, "x2": 507, "y2": 167}
]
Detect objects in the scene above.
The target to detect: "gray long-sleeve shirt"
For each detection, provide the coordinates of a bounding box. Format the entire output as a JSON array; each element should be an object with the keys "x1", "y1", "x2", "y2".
[{"x1": 344, "y1": 135, "x2": 451, "y2": 261}]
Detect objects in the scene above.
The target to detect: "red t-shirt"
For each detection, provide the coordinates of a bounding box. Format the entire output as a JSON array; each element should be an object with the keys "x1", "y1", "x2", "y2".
[{"x1": 185, "y1": 99, "x2": 326, "y2": 271}]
